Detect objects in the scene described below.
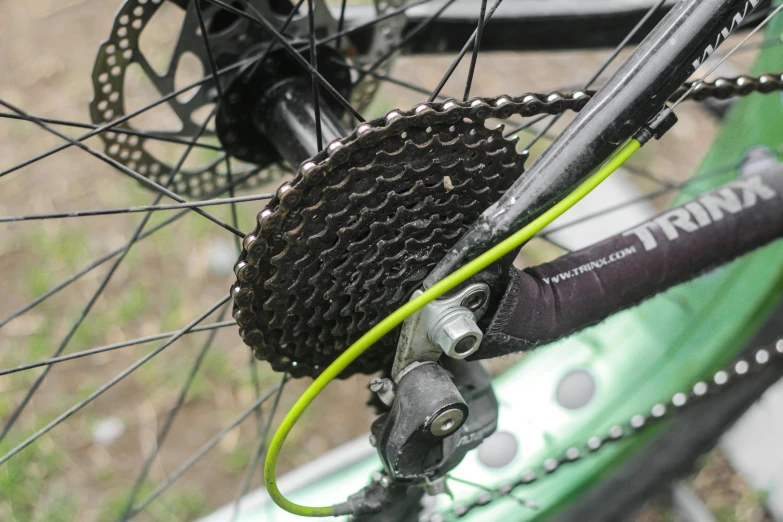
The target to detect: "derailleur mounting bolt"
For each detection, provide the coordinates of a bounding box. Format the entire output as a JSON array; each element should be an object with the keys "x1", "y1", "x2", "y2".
[{"x1": 428, "y1": 310, "x2": 483, "y2": 360}]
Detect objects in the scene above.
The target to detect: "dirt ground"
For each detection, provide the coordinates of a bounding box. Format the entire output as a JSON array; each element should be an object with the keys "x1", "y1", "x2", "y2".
[{"x1": 0, "y1": 1, "x2": 775, "y2": 521}]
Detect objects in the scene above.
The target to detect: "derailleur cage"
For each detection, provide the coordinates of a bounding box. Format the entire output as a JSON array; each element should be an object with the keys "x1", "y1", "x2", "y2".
[{"x1": 370, "y1": 358, "x2": 499, "y2": 486}]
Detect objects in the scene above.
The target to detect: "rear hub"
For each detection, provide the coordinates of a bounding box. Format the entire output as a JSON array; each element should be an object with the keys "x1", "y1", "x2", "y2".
[{"x1": 215, "y1": 45, "x2": 352, "y2": 167}]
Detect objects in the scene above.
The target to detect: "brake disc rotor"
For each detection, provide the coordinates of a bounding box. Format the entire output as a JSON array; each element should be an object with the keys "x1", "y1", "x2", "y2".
[{"x1": 90, "y1": 0, "x2": 405, "y2": 197}]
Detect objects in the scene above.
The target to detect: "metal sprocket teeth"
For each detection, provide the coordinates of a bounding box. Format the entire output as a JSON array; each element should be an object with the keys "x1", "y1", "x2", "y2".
[{"x1": 232, "y1": 112, "x2": 527, "y2": 378}]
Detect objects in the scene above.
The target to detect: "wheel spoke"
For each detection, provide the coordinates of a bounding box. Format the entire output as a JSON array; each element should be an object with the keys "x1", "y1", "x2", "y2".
[
  {"x1": 428, "y1": 0, "x2": 505, "y2": 102},
  {"x1": 710, "y1": 36, "x2": 783, "y2": 62},
  {"x1": 521, "y1": 119, "x2": 560, "y2": 152},
  {"x1": 4, "y1": 0, "x2": 775, "y2": 516},
  {"x1": 352, "y1": 0, "x2": 460, "y2": 87},
  {"x1": 622, "y1": 162, "x2": 677, "y2": 189},
  {"x1": 540, "y1": 159, "x2": 745, "y2": 238},
  {"x1": 0, "y1": 100, "x2": 244, "y2": 237},
  {"x1": 315, "y1": 0, "x2": 435, "y2": 49},
  {"x1": 0, "y1": 48, "x2": 271, "y2": 180},
  {"x1": 524, "y1": 0, "x2": 668, "y2": 152},
  {"x1": 125, "y1": 375, "x2": 290, "y2": 519},
  {"x1": 0, "y1": 294, "x2": 231, "y2": 466},
  {"x1": 0, "y1": 321, "x2": 236, "y2": 377},
  {"x1": 229, "y1": 373, "x2": 287, "y2": 522},
  {"x1": 503, "y1": 115, "x2": 550, "y2": 139},
  {"x1": 462, "y1": 0, "x2": 488, "y2": 101},
  {"x1": 0, "y1": 112, "x2": 222, "y2": 150},
  {"x1": 235, "y1": 0, "x2": 308, "y2": 83},
  {"x1": 0, "y1": 105, "x2": 225, "y2": 443},
  {"x1": 338, "y1": 59, "x2": 450, "y2": 100},
  {"x1": 0, "y1": 193, "x2": 273, "y2": 223},
  {"x1": 307, "y1": 0, "x2": 324, "y2": 152},
  {"x1": 189, "y1": 5, "x2": 260, "y2": 447},
  {"x1": 672, "y1": 3, "x2": 783, "y2": 110},
  {"x1": 120, "y1": 302, "x2": 232, "y2": 518},
  {"x1": 335, "y1": 0, "x2": 348, "y2": 50},
  {"x1": 194, "y1": 0, "x2": 228, "y2": 104},
  {"x1": 0, "y1": 168, "x2": 258, "y2": 330},
  {"x1": 589, "y1": 0, "x2": 668, "y2": 90}
]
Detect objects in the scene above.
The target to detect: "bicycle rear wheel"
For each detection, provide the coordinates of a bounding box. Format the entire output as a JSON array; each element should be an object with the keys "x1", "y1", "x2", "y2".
[{"x1": 1, "y1": 1, "x2": 783, "y2": 521}]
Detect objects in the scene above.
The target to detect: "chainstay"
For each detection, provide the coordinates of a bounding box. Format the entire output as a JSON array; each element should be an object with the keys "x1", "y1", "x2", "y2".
[{"x1": 424, "y1": 338, "x2": 783, "y2": 522}]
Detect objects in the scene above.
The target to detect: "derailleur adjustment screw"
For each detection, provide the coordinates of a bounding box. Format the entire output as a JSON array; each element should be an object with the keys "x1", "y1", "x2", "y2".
[
  {"x1": 369, "y1": 433, "x2": 378, "y2": 447},
  {"x1": 369, "y1": 377, "x2": 389, "y2": 393},
  {"x1": 369, "y1": 377, "x2": 395, "y2": 406}
]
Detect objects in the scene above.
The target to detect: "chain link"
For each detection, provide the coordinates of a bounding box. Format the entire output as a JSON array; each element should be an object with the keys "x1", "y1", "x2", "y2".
[
  {"x1": 252, "y1": 71, "x2": 783, "y2": 218},
  {"x1": 425, "y1": 338, "x2": 783, "y2": 521}
]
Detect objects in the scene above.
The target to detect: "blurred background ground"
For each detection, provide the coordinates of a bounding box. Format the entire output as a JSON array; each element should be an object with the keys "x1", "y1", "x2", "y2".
[{"x1": 0, "y1": 0, "x2": 777, "y2": 521}]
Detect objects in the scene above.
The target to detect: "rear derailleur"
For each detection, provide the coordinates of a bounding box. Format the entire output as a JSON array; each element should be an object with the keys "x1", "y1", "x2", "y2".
[{"x1": 349, "y1": 284, "x2": 500, "y2": 516}]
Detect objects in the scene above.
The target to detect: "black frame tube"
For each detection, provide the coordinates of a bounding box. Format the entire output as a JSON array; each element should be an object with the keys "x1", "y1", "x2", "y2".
[
  {"x1": 424, "y1": 0, "x2": 764, "y2": 288},
  {"x1": 476, "y1": 153, "x2": 783, "y2": 359},
  {"x1": 341, "y1": 0, "x2": 769, "y2": 54}
]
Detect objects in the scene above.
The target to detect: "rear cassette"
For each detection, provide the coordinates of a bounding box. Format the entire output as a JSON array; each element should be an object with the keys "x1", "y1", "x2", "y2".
[{"x1": 232, "y1": 111, "x2": 527, "y2": 378}]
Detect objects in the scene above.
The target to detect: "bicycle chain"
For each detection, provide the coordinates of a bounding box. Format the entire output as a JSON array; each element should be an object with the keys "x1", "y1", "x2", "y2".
[
  {"x1": 425, "y1": 339, "x2": 783, "y2": 522},
  {"x1": 232, "y1": 71, "x2": 783, "y2": 379}
]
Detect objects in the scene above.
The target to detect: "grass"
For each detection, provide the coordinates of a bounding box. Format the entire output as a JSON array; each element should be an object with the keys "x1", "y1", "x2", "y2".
[
  {"x1": 0, "y1": 433, "x2": 66, "y2": 522},
  {"x1": 115, "y1": 285, "x2": 150, "y2": 325},
  {"x1": 25, "y1": 321, "x2": 54, "y2": 361},
  {"x1": 23, "y1": 266, "x2": 52, "y2": 300},
  {"x1": 181, "y1": 350, "x2": 235, "y2": 400},
  {"x1": 160, "y1": 282, "x2": 184, "y2": 332},
  {"x1": 363, "y1": 95, "x2": 399, "y2": 122},
  {"x1": 98, "y1": 483, "x2": 209, "y2": 522},
  {"x1": 69, "y1": 308, "x2": 112, "y2": 351},
  {"x1": 220, "y1": 441, "x2": 252, "y2": 475}
]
